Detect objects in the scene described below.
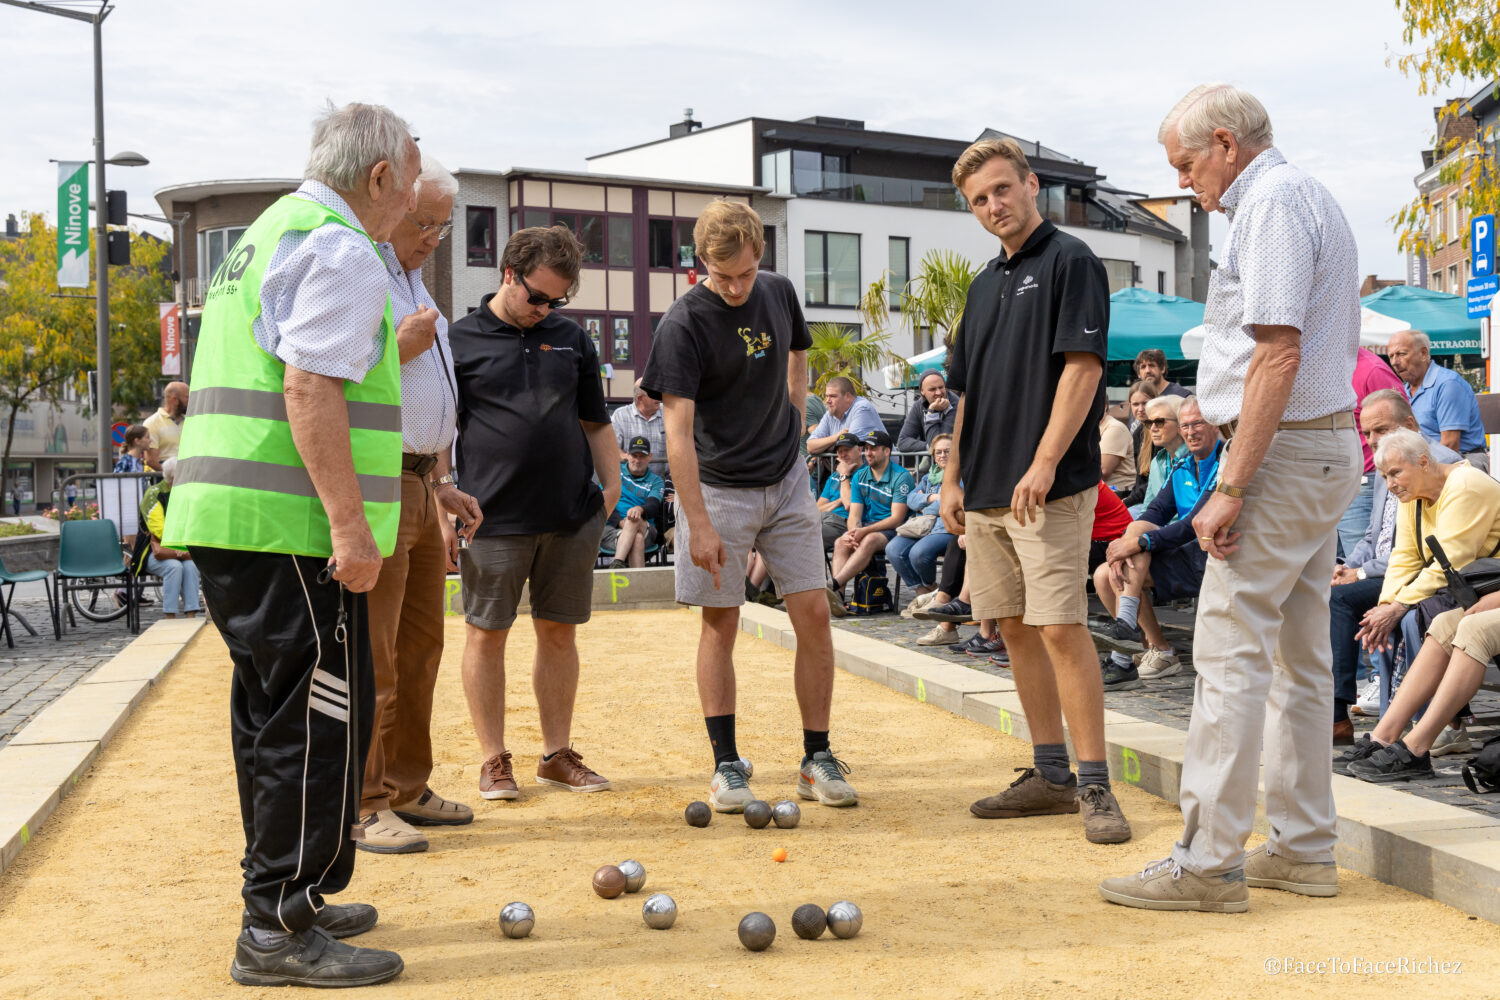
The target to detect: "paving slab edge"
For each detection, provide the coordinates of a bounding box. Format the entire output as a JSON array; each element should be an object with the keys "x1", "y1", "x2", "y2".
[
  {"x1": 0, "y1": 618, "x2": 205, "y2": 875},
  {"x1": 734, "y1": 603, "x2": 1500, "y2": 925}
]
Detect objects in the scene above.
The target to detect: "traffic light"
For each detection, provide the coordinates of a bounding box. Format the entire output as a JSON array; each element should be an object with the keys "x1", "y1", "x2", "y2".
[
  {"x1": 107, "y1": 229, "x2": 129, "y2": 266},
  {"x1": 105, "y1": 189, "x2": 127, "y2": 226}
]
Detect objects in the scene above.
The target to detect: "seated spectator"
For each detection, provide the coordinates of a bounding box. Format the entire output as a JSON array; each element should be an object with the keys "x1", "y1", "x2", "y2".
[
  {"x1": 114, "y1": 425, "x2": 149, "y2": 473},
  {"x1": 1089, "y1": 480, "x2": 1132, "y2": 573},
  {"x1": 601, "y1": 436, "x2": 665, "y2": 569},
  {"x1": 1339, "y1": 348, "x2": 1407, "y2": 555},
  {"x1": 887, "y1": 434, "x2": 953, "y2": 595},
  {"x1": 1091, "y1": 398, "x2": 1221, "y2": 688},
  {"x1": 1121, "y1": 379, "x2": 1159, "y2": 504},
  {"x1": 1388, "y1": 329, "x2": 1488, "y2": 472},
  {"x1": 817, "y1": 433, "x2": 865, "y2": 548},
  {"x1": 827, "y1": 429, "x2": 915, "y2": 612},
  {"x1": 897, "y1": 372, "x2": 958, "y2": 453},
  {"x1": 1099, "y1": 410, "x2": 1135, "y2": 494},
  {"x1": 807, "y1": 376, "x2": 884, "y2": 455},
  {"x1": 1354, "y1": 429, "x2": 1500, "y2": 687},
  {"x1": 611, "y1": 379, "x2": 667, "y2": 479},
  {"x1": 137, "y1": 459, "x2": 199, "y2": 620},
  {"x1": 1133, "y1": 348, "x2": 1191, "y2": 399},
  {"x1": 1343, "y1": 596, "x2": 1500, "y2": 782},
  {"x1": 1126, "y1": 394, "x2": 1187, "y2": 516},
  {"x1": 1330, "y1": 390, "x2": 1461, "y2": 737}
]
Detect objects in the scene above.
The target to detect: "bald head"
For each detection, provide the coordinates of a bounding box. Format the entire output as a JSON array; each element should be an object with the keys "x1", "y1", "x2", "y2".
[
  {"x1": 1386, "y1": 330, "x2": 1430, "y2": 385},
  {"x1": 164, "y1": 381, "x2": 189, "y2": 417}
]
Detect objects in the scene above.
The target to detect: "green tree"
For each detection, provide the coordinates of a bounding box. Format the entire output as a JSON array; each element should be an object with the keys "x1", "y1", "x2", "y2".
[
  {"x1": 855, "y1": 249, "x2": 980, "y2": 392},
  {"x1": 804, "y1": 321, "x2": 900, "y2": 396},
  {"x1": 1389, "y1": 2, "x2": 1500, "y2": 260}
]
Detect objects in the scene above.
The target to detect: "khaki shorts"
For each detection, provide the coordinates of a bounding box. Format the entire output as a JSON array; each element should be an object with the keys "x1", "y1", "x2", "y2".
[
  {"x1": 966, "y1": 486, "x2": 1096, "y2": 626},
  {"x1": 1426, "y1": 606, "x2": 1500, "y2": 663}
]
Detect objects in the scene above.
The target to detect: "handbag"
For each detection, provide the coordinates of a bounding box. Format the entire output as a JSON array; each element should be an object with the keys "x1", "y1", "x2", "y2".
[
  {"x1": 1423, "y1": 531, "x2": 1500, "y2": 610},
  {"x1": 896, "y1": 514, "x2": 937, "y2": 539}
]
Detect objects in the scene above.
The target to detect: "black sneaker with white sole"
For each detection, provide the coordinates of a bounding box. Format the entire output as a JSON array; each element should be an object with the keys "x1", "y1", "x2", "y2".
[
  {"x1": 230, "y1": 927, "x2": 403, "y2": 988},
  {"x1": 1101, "y1": 659, "x2": 1143, "y2": 691},
  {"x1": 1090, "y1": 618, "x2": 1145, "y2": 654},
  {"x1": 1346, "y1": 740, "x2": 1435, "y2": 783},
  {"x1": 918, "y1": 599, "x2": 973, "y2": 623},
  {"x1": 1333, "y1": 733, "x2": 1381, "y2": 776}
]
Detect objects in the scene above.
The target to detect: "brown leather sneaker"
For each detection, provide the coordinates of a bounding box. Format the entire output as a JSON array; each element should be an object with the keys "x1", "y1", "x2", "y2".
[
  {"x1": 536, "y1": 745, "x2": 611, "y2": 792},
  {"x1": 479, "y1": 751, "x2": 519, "y2": 801},
  {"x1": 1078, "y1": 783, "x2": 1132, "y2": 844},
  {"x1": 970, "y1": 767, "x2": 1079, "y2": 819}
]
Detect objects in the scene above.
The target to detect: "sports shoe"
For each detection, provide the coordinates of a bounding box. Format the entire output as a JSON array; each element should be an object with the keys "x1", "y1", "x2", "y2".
[
  {"x1": 902, "y1": 591, "x2": 938, "y2": 619},
  {"x1": 1090, "y1": 618, "x2": 1145, "y2": 654},
  {"x1": 479, "y1": 750, "x2": 519, "y2": 800},
  {"x1": 825, "y1": 584, "x2": 848, "y2": 618},
  {"x1": 230, "y1": 927, "x2": 404, "y2": 988},
  {"x1": 798, "y1": 751, "x2": 859, "y2": 807},
  {"x1": 709, "y1": 760, "x2": 755, "y2": 812},
  {"x1": 1098, "y1": 858, "x2": 1249, "y2": 912},
  {"x1": 917, "y1": 599, "x2": 974, "y2": 623},
  {"x1": 609, "y1": 558, "x2": 627, "y2": 570},
  {"x1": 1102, "y1": 658, "x2": 1142, "y2": 691},
  {"x1": 1244, "y1": 843, "x2": 1337, "y2": 897},
  {"x1": 1078, "y1": 784, "x2": 1132, "y2": 844},
  {"x1": 1333, "y1": 734, "x2": 1381, "y2": 776},
  {"x1": 1347, "y1": 740, "x2": 1434, "y2": 783},
  {"x1": 1350, "y1": 677, "x2": 1380, "y2": 716},
  {"x1": 1137, "y1": 648, "x2": 1180, "y2": 679},
  {"x1": 988, "y1": 649, "x2": 1010, "y2": 667},
  {"x1": 964, "y1": 635, "x2": 1004, "y2": 657},
  {"x1": 949, "y1": 633, "x2": 992, "y2": 655},
  {"x1": 393, "y1": 787, "x2": 474, "y2": 827},
  {"x1": 970, "y1": 767, "x2": 1079, "y2": 819},
  {"x1": 354, "y1": 809, "x2": 428, "y2": 854},
  {"x1": 240, "y1": 903, "x2": 378, "y2": 940},
  {"x1": 916, "y1": 623, "x2": 956, "y2": 645},
  {"x1": 1430, "y1": 725, "x2": 1474, "y2": 757},
  {"x1": 536, "y1": 745, "x2": 611, "y2": 791}
]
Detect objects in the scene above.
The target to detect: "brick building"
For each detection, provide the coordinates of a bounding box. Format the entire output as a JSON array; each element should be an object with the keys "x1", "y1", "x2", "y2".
[{"x1": 1410, "y1": 80, "x2": 1499, "y2": 293}]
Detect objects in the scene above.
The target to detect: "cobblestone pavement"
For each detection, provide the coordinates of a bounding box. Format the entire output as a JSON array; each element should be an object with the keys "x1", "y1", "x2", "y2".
[
  {"x1": 826, "y1": 588, "x2": 1500, "y2": 820},
  {"x1": 0, "y1": 581, "x2": 166, "y2": 749}
]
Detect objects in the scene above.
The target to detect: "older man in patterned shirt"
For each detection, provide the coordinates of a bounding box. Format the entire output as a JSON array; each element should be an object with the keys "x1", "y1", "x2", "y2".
[{"x1": 1101, "y1": 84, "x2": 1362, "y2": 912}]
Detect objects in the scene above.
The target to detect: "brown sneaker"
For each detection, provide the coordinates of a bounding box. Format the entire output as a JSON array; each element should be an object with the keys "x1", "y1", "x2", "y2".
[
  {"x1": 1099, "y1": 858, "x2": 1249, "y2": 912},
  {"x1": 393, "y1": 788, "x2": 474, "y2": 827},
  {"x1": 479, "y1": 751, "x2": 519, "y2": 801},
  {"x1": 1244, "y1": 843, "x2": 1338, "y2": 897},
  {"x1": 1078, "y1": 783, "x2": 1132, "y2": 844},
  {"x1": 536, "y1": 745, "x2": 611, "y2": 792},
  {"x1": 970, "y1": 767, "x2": 1079, "y2": 819}
]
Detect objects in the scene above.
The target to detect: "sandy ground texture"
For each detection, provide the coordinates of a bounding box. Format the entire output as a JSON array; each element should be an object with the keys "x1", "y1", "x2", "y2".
[{"x1": 2, "y1": 609, "x2": 1499, "y2": 999}]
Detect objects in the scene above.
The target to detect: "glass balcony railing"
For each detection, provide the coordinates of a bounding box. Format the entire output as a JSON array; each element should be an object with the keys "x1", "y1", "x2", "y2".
[{"x1": 794, "y1": 172, "x2": 967, "y2": 211}]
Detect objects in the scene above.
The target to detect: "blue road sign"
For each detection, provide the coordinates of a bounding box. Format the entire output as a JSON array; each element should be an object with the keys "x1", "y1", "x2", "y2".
[
  {"x1": 1468, "y1": 274, "x2": 1499, "y2": 318},
  {"x1": 1473, "y1": 213, "x2": 1495, "y2": 278}
]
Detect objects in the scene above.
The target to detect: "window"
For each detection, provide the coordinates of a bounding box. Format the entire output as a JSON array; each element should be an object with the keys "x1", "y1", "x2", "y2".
[
  {"x1": 914, "y1": 325, "x2": 934, "y2": 354},
  {"x1": 1450, "y1": 263, "x2": 1461, "y2": 291},
  {"x1": 523, "y1": 208, "x2": 550, "y2": 229},
  {"x1": 552, "y1": 212, "x2": 604, "y2": 264},
  {"x1": 888, "y1": 237, "x2": 909, "y2": 308},
  {"x1": 676, "y1": 220, "x2": 696, "y2": 268},
  {"x1": 804, "y1": 231, "x2": 860, "y2": 307},
  {"x1": 760, "y1": 225, "x2": 776, "y2": 271},
  {"x1": 1448, "y1": 196, "x2": 1460, "y2": 244},
  {"x1": 648, "y1": 218, "x2": 674, "y2": 268},
  {"x1": 1432, "y1": 271, "x2": 1445, "y2": 293},
  {"x1": 466, "y1": 207, "x2": 496, "y2": 267},
  {"x1": 1158, "y1": 270, "x2": 1167, "y2": 294},
  {"x1": 197, "y1": 226, "x2": 247, "y2": 282},
  {"x1": 1101, "y1": 258, "x2": 1135, "y2": 294},
  {"x1": 609, "y1": 216, "x2": 634, "y2": 267},
  {"x1": 1432, "y1": 201, "x2": 1444, "y2": 243}
]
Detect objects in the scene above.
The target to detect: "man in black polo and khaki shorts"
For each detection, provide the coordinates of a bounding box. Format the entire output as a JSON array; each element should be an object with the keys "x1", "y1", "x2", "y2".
[
  {"x1": 940, "y1": 137, "x2": 1130, "y2": 845},
  {"x1": 641, "y1": 200, "x2": 858, "y2": 814}
]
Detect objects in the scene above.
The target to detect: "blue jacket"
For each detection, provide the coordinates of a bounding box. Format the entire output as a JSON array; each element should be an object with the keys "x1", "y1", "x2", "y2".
[{"x1": 1140, "y1": 442, "x2": 1223, "y2": 551}]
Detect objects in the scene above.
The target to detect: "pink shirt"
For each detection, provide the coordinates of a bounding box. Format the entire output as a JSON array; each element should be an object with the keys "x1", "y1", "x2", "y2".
[{"x1": 1352, "y1": 347, "x2": 1407, "y2": 473}]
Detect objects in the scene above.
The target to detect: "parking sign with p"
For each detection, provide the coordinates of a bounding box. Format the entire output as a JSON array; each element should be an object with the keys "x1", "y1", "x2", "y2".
[{"x1": 1474, "y1": 213, "x2": 1495, "y2": 277}]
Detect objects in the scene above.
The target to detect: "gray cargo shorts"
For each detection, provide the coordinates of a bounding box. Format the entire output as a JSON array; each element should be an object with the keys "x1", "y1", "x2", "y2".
[{"x1": 459, "y1": 506, "x2": 606, "y2": 630}]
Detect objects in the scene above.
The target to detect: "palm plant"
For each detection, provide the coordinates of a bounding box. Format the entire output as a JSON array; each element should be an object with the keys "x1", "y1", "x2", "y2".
[
  {"x1": 804, "y1": 321, "x2": 900, "y2": 395},
  {"x1": 895, "y1": 249, "x2": 979, "y2": 351}
]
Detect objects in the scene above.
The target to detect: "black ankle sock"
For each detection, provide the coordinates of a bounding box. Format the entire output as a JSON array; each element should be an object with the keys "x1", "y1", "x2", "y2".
[
  {"x1": 706, "y1": 714, "x2": 738, "y2": 767},
  {"x1": 1033, "y1": 743, "x2": 1072, "y2": 785},
  {"x1": 803, "y1": 729, "x2": 830, "y2": 761},
  {"x1": 541, "y1": 750, "x2": 556, "y2": 762},
  {"x1": 1334, "y1": 699, "x2": 1350, "y2": 724}
]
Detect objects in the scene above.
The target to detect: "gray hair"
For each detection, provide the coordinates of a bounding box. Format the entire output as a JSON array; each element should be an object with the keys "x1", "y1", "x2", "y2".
[
  {"x1": 305, "y1": 101, "x2": 416, "y2": 193},
  {"x1": 161, "y1": 457, "x2": 177, "y2": 486},
  {"x1": 1144, "y1": 394, "x2": 1184, "y2": 421},
  {"x1": 414, "y1": 155, "x2": 459, "y2": 200},
  {"x1": 1374, "y1": 427, "x2": 1432, "y2": 472},
  {"x1": 1391, "y1": 329, "x2": 1432, "y2": 355},
  {"x1": 1361, "y1": 387, "x2": 1415, "y2": 423},
  {"x1": 1158, "y1": 83, "x2": 1274, "y2": 152}
]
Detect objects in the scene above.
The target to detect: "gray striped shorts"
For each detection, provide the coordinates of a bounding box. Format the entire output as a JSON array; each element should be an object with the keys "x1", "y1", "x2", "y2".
[{"x1": 675, "y1": 462, "x2": 826, "y2": 608}]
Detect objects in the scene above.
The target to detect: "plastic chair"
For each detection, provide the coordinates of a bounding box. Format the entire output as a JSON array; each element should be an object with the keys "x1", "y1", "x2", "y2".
[
  {"x1": 0, "y1": 555, "x2": 54, "y2": 648},
  {"x1": 52, "y1": 519, "x2": 135, "y2": 637}
]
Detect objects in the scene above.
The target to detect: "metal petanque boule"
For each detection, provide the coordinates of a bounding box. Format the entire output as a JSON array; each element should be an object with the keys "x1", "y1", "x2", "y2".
[
  {"x1": 684, "y1": 801, "x2": 712, "y2": 827},
  {"x1": 772, "y1": 800, "x2": 801, "y2": 829},
  {"x1": 792, "y1": 903, "x2": 826, "y2": 940},
  {"x1": 642, "y1": 892, "x2": 677, "y2": 929},
  {"x1": 743, "y1": 799, "x2": 772, "y2": 829},
  {"x1": 593, "y1": 865, "x2": 627, "y2": 899},
  {"x1": 737, "y1": 911, "x2": 776, "y2": 951},
  {"x1": 618, "y1": 859, "x2": 646, "y2": 893},
  {"x1": 826, "y1": 901, "x2": 862, "y2": 938},
  {"x1": 499, "y1": 902, "x2": 535, "y2": 939}
]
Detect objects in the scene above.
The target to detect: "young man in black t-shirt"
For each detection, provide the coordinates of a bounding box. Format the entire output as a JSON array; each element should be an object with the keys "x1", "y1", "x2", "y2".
[
  {"x1": 641, "y1": 201, "x2": 857, "y2": 813},
  {"x1": 940, "y1": 138, "x2": 1131, "y2": 845}
]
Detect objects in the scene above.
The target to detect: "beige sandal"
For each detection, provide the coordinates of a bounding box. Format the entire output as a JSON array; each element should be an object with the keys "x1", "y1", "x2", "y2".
[{"x1": 393, "y1": 788, "x2": 474, "y2": 827}]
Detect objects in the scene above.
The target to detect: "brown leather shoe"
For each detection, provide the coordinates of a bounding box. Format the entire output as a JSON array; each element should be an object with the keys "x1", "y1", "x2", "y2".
[
  {"x1": 970, "y1": 767, "x2": 1079, "y2": 819},
  {"x1": 1078, "y1": 783, "x2": 1132, "y2": 844},
  {"x1": 1333, "y1": 718, "x2": 1355, "y2": 746},
  {"x1": 479, "y1": 751, "x2": 519, "y2": 801},
  {"x1": 536, "y1": 745, "x2": 611, "y2": 792},
  {"x1": 393, "y1": 788, "x2": 474, "y2": 826}
]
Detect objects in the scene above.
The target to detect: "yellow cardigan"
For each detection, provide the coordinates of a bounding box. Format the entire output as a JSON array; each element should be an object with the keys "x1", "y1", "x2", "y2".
[{"x1": 1380, "y1": 464, "x2": 1500, "y2": 606}]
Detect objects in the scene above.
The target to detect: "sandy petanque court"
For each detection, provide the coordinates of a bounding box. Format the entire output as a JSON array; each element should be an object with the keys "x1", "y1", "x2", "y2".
[{"x1": 1, "y1": 608, "x2": 1499, "y2": 998}]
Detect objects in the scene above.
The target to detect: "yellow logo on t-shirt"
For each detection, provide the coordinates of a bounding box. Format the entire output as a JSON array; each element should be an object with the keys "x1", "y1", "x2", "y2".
[{"x1": 738, "y1": 327, "x2": 771, "y2": 358}]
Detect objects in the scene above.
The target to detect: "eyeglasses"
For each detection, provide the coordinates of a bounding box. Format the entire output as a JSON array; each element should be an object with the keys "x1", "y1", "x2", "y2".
[
  {"x1": 1144, "y1": 417, "x2": 1178, "y2": 429},
  {"x1": 406, "y1": 214, "x2": 453, "y2": 240},
  {"x1": 517, "y1": 272, "x2": 569, "y2": 309},
  {"x1": 1178, "y1": 420, "x2": 1210, "y2": 432}
]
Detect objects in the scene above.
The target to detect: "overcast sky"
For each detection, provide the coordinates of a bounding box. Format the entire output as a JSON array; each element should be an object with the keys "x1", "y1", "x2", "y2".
[{"x1": 0, "y1": 0, "x2": 1484, "y2": 280}]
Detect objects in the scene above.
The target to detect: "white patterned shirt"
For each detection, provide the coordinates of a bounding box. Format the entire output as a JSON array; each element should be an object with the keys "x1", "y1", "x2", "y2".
[
  {"x1": 376, "y1": 243, "x2": 457, "y2": 454},
  {"x1": 1195, "y1": 147, "x2": 1360, "y2": 425},
  {"x1": 251, "y1": 180, "x2": 390, "y2": 383}
]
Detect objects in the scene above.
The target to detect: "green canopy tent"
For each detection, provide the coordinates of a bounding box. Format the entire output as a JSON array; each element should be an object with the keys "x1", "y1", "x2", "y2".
[{"x1": 1359, "y1": 285, "x2": 1481, "y2": 354}]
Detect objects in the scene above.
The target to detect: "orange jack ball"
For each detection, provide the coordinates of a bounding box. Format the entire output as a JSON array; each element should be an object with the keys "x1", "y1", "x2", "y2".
[{"x1": 772, "y1": 848, "x2": 788, "y2": 863}]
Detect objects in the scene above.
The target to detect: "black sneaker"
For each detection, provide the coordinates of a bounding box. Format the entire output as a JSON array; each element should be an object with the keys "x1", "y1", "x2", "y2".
[
  {"x1": 949, "y1": 633, "x2": 990, "y2": 654},
  {"x1": 241, "y1": 903, "x2": 378, "y2": 940},
  {"x1": 965, "y1": 635, "x2": 1004, "y2": 656},
  {"x1": 989, "y1": 650, "x2": 1011, "y2": 667},
  {"x1": 1102, "y1": 658, "x2": 1142, "y2": 691},
  {"x1": 1091, "y1": 618, "x2": 1145, "y2": 654},
  {"x1": 230, "y1": 927, "x2": 403, "y2": 988},
  {"x1": 919, "y1": 599, "x2": 974, "y2": 623},
  {"x1": 1333, "y1": 733, "x2": 1381, "y2": 776},
  {"x1": 1346, "y1": 740, "x2": 1435, "y2": 783}
]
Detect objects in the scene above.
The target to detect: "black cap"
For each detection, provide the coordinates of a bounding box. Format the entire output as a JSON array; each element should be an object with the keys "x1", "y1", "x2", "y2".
[
  {"x1": 861, "y1": 429, "x2": 893, "y2": 448},
  {"x1": 834, "y1": 432, "x2": 862, "y2": 450},
  {"x1": 627, "y1": 435, "x2": 651, "y2": 455}
]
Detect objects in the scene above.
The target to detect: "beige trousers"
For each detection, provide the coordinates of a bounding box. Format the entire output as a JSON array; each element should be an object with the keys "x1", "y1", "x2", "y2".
[{"x1": 1172, "y1": 427, "x2": 1361, "y2": 875}]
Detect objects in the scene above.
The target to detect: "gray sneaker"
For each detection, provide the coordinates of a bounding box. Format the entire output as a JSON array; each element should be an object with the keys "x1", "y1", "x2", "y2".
[
  {"x1": 971, "y1": 767, "x2": 1079, "y2": 819},
  {"x1": 798, "y1": 751, "x2": 859, "y2": 806},
  {"x1": 230, "y1": 927, "x2": 403, "y2": 988},
  {"x1": 709, "y1": 760, "x2": 755, "y2": 813},
  {"x1": 1244, "y1": 843, "x2": 1337, "y2": 897}
]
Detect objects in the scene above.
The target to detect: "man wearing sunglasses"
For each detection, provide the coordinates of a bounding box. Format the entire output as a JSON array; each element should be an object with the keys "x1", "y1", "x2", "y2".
[{"x1": 446, "y1": 225, "x2": 621, "y2": 804}]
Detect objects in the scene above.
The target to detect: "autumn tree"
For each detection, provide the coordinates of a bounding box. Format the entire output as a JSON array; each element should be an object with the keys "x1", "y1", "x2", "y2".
[{"x1": 1389, "y1": 1, "x2": 1500, "y2": 259}]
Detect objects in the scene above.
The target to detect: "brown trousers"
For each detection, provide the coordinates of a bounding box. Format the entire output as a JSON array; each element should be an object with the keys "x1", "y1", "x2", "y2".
[{"x1": 360, "y1": 469, "x2": 448, "y2": 813}]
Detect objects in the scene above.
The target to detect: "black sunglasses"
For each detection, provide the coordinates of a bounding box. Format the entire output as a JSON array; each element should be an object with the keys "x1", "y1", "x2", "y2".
[
  {"x1": 517, "y1": 272, "x2": 569, "y2": 309},
  {"x1": 1144, "y1": 417, "x2": 1178, "y2": 429}
]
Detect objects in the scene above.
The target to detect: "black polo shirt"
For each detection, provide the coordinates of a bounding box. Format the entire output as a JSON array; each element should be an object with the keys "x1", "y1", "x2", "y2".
[
  {"x1": 947, "y1": 220, "x2": 1108, "y2": 510},
  {"x1": 448, "y1": 294, "x2": 609, "y2": 536}
]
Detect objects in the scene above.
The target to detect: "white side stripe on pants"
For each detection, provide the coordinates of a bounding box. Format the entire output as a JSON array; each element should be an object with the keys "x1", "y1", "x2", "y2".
[{"x1": 310, "y1": 668, "x2": 350, "y2": 722}]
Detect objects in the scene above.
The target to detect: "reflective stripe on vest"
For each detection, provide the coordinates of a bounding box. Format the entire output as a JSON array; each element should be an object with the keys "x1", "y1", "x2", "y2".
[
  {"x1": 189, "y1": 386, "x2": 401, "y2": 433},
  {"x1": 174, "y1": 456, "x2": 401, "y2": 505}
]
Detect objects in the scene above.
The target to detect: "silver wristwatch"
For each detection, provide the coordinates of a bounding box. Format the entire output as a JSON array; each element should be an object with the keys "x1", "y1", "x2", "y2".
[{"x1": 431, "y1": 474, "x2": 457, "y2": 489}]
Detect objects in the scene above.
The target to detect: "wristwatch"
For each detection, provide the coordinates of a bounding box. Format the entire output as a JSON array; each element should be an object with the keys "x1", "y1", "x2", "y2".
[
  {"x1": 1357, "y1": 567, "x2": 1368, "y2": 581},
  {"x1": 431, "y1": 474, "x2": 457, "y2": 489},
  {"x1": 1214, "y1": 482, "x2": 1247, "y2": 499}
]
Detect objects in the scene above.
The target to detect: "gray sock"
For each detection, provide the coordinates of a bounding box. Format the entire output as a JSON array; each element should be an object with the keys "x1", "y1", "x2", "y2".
[
  {"x1": 1116, "y1": 595, "x2": 1140, "y2": 630},
  {"x1": 1078, "y1": 760, "x2": 1110, "y2": 790},
  {"x1": 1110, "y1": 651, "x2": 1133, "y2": 669},
  {"x1": 1033, "y1": 743, "x2": 1072, "y2": 785},
  {"x1": 248, "y1": 926, "x2": 293, "y2": 947}
]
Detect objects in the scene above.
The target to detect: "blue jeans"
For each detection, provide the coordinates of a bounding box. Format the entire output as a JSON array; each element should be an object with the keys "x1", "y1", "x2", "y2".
[
  {"x1": 886, "y1": 530, "x2": 949, "y2": 588},
  {"x1": 1330, "y1": 576, "x2": 1381, "y2": 717},
  {"x1": 147, "y1": 552, "x2": 201, "y2": 614},
  {"x1": 1335, "y1": 477, "x2": 1374, "y2": 559}
]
